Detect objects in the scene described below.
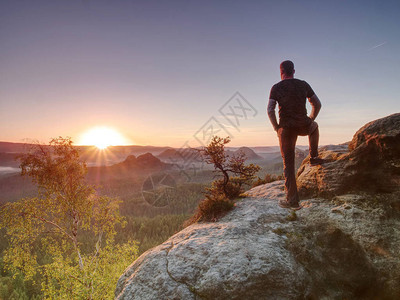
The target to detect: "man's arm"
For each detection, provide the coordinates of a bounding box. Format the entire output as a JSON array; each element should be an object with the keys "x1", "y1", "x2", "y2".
[
  {"x1": 267, "y1": 98, "x2": 279, "y2": 131},
  {"x1": 308, "y1": 94, "x2": 321, "y2": 120}
]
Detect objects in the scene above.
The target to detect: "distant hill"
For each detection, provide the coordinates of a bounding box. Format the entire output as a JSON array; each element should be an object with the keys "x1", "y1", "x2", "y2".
[
  {"x1": 79, "y1": 145, "x2": 172, "y2": 166},
  {"x1": 157, "y1": 148, "x2": 178, "y2": 160},
  {"x1": 250, "y1": 146, "x2": 280, "y2": 153},
  {"x1": 0, "y1": 152, "x2": 21, "y2": 167},
  {"x1": 115, "y1": 153, "x2": 168, "y2": 169},
  {"x1": 232, "y1": 147, "x2": 263, "y2": 160},
  {"x1": 0, "y1": 141, "x2": 31, "y2": 153},
  {"x1": 87, "y1": 152, "x2": 172, "y2": 182},
  {"x1": 0, "y1": 142, "x2": 33, "y2": 168},
  {"x1": 157, "y1": 148, "x2": 201, "y2": 162}
]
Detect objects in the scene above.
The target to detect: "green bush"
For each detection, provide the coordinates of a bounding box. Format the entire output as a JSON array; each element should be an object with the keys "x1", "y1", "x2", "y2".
[{"x1": 206, "y1": 178, "x2": 242, "y2": 200}]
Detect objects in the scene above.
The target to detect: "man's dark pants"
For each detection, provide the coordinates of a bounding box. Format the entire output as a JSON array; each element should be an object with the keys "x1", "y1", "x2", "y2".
[{"x1": 278, "y1": 121, "x2": 319, "y2": 205}]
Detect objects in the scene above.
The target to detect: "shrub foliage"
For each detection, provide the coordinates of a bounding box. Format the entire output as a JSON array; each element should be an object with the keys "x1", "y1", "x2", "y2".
[
  {"x1": 186, "y1": 136, "x2": 260, "y2": 224},
  {"x1": 0, "y1": 137, "x2": 138, "y2": 299}
]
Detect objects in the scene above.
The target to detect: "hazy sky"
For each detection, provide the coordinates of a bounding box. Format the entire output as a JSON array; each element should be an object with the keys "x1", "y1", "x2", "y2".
[{"x1": 1, "y1": 0, "x2": 399, "y2": 147}]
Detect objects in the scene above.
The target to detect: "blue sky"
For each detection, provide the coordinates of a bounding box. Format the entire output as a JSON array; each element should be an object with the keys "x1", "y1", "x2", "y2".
[{"x1": 1, "y1": 0, "x2": 399, "y2": 147}]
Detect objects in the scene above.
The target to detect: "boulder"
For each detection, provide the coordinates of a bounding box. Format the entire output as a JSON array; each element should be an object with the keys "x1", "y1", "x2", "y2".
[
  {"x1": 116, "y1": 181, "x2": 309, "y2": 299},
  {"x1": 115, "y1": 181, "x2": 400, "y2": 299},
  {"x1": 297, "y1": 113, "x2": 400, "y2": 197}
]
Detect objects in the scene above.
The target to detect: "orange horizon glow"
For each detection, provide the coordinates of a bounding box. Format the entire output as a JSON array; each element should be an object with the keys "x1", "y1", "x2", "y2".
[{"x1": 77, "y1": 126, "x2": 132, "y2": 150}]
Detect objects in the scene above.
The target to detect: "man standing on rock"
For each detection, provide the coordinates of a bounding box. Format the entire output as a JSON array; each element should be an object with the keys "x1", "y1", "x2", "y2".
[{"x1": 268, "y1": 60, "x2": 324, "y2": 210}]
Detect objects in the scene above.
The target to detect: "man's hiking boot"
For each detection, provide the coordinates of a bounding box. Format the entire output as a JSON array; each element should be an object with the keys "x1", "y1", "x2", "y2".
[
  {"x1": 310, "y1": 157, "x2": 325, "y2": 166},
  {"x1": 278, "y1": 200, "x2": 302, "y2": 210}
]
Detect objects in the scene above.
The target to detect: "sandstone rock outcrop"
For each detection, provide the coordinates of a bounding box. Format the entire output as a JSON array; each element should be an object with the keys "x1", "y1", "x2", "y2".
[
  {"x1": 115, "y1": 181, "x2": 400, "y2": 299},
  {"x1": 115, "y1": 181, "x2": 309, "y2": 300},
  {"x1": 115, "y1": 114, "x2": 400, "y2": 299},
  {"x1": 297, "y1": 113, "x2": 400, "y2": 197}
]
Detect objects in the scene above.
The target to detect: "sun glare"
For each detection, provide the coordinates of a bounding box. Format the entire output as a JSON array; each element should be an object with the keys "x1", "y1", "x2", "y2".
[{"x1": 79, "y1": 127, "x2": 129, "y2": 149}]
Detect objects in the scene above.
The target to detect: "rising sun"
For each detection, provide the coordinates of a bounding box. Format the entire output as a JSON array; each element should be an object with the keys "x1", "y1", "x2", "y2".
[{"x1": 79, "y1": 127, "x2": 129, "y2": 149}]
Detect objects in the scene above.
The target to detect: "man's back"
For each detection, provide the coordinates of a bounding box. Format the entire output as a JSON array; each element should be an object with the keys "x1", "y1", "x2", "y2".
[
  {"x1": 267, "y1": 60, "x2": 323, "y2": 210},
  {"x1": 269, "y1": 78, "x2": 315, "y2": 128}
]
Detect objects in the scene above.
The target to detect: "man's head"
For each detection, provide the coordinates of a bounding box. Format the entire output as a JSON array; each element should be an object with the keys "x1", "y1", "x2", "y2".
[{"x1": 280, "y1": 60, "x2": 295, "y2": 79}]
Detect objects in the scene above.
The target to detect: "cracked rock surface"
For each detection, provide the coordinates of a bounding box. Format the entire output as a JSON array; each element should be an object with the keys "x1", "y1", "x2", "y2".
[
  {"x1": 115, "y1": 181, "x2": 400, "y2": 299},
  {"x1": 115, "y1": 181, "x2": 308, "y2": 299}
]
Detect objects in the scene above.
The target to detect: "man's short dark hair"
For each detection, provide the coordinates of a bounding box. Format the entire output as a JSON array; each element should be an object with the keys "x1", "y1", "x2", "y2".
[{"x1": 280, "y1": 60, "x2": 294, "y2": 76}]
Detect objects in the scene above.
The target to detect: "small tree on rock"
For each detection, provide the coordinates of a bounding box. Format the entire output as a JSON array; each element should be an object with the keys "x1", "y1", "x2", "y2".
[
  {"x1": 187, "y1": 136, "x2": 260, "y2": 224},
  {"x1": 199, "y1": 136, "x2": 260, "y2": 199}
]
